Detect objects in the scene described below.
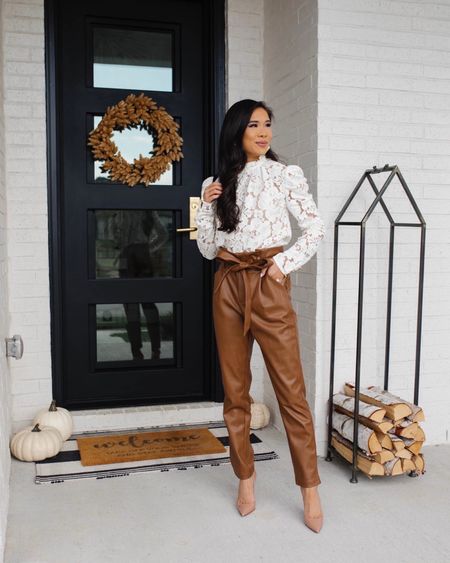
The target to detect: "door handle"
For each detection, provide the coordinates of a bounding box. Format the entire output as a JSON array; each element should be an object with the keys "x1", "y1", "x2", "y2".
[{"x1": 176, "y1": 196, "x2": 200, "y2": 240}]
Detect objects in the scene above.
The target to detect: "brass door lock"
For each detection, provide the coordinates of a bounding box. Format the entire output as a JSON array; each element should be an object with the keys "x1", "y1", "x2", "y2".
[{"x1": 176, "y1": 196, "x2": 200, "y2": 240}]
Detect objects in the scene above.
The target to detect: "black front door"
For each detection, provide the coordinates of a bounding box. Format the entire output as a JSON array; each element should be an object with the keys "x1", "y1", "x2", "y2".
[{"x1": 45, "y1": 0, "x2": 225, "y2": 409}]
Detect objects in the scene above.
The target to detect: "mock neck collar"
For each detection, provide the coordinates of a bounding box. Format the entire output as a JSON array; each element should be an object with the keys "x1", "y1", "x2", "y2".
[{"x1": 244, "y1": 153, "x2": 267, "y2": 168}]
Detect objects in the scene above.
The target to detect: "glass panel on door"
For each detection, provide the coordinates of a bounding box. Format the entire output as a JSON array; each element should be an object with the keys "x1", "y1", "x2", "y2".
[
  {"x1": 93, "y1": 27, "x2": 173, "y2": 91},
  {"x1": 94, "y1": 209, "x2": 174, "y2": 279},
  {"x1": 96, "y1": 302, "x2": 175, "y2": 363}
]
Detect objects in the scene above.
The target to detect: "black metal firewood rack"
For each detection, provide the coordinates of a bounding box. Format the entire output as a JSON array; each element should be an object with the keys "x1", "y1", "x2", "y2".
[{"x1": 325, "y1": 164, "x2": 426, "y2": 483}]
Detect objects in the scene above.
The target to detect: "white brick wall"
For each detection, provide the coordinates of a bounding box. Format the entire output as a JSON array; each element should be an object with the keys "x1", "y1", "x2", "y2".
[
  {"x1": 315, "y1": 0, "x2": 450, "y2": 451},
  {"x1": 0, "y1": 0, "x2": 12, "y2": 556},
  {"x1": 227, "y1": 0, "x2": 264, "y2": 106},
  {"x1": 2, "y1": 0, "x2": 51, "y2": 441},
  {"x1": 263, "y1": 0, "x2": 320, "y2": 434}
]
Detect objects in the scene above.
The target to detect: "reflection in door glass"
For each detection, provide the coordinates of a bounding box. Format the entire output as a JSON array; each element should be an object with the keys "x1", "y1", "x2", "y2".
[
  {"x1": 93, "y1": 27, "x2": 173, "y2": 91},
  {"x1": 92, "y1": 116, "x2": 174, "y2": 184},
  {"x1": 96, "y1": 303, "x2": 174, "y2": 362},
  {"x1": 95, "y1": 209, "x2": 174, "y2": 278}
]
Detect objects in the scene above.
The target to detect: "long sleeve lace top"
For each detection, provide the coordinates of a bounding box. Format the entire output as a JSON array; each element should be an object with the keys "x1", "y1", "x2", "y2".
[{"x1": 195, "y1": 153, "x2": 326, "y2": 275}]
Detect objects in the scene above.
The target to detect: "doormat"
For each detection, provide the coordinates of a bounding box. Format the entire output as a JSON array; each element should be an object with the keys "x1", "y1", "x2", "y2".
[
  {"x1": 34, "y1": 422, "x2": 279, "y2": 484},
  {"x1": 77, "y1": 427, "x2": 226, "y2": 466}
]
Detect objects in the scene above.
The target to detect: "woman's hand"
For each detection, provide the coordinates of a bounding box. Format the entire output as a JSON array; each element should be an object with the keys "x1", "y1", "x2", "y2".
[{"x1": 203, "y1": 181, "x2": 223, "y2": 203}]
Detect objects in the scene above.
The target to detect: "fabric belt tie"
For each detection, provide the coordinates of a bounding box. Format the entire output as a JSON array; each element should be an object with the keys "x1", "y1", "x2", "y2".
[{"x1": 214, "y1": 245, "x2": 284, "y2": 336}]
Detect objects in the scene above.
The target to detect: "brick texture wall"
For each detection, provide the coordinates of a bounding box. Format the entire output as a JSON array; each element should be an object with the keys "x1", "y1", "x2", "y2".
[
  {"x1": 227, "y1": 0, "x2": 264, "y2": 105},
  {"x1": 2, "y1": 0, "x2": 51, "y2": 442},
  {"x1": 315, "y1": 0, "x2": 450, "y2": 451},
  {"x1": 0, "y1": 0, "x2": 12, "y2": 555}
]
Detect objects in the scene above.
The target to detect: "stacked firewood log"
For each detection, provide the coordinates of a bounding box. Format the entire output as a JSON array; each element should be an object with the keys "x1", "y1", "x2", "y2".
[{"x1": 331, "y1": 382, "x2": 426, "y2": 478}]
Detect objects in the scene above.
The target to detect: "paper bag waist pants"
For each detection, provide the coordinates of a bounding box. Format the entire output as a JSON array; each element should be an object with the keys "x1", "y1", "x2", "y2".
[{"x1": 212, "y1": 245, "x2": 321, "y2": 488}]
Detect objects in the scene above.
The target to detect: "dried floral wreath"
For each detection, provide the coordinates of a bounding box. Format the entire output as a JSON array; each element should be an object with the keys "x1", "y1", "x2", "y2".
[{"x1": 88, "y1": 93, "x2": 183, "y2": 187}]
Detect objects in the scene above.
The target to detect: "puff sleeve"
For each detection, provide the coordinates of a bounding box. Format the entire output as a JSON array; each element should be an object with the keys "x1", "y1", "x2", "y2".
[
  {"x1": 195, "y1": 176, "x2": 218, "y2": 259},
  {"x1": 272, "y1": 165, "x2": 326, "y2": 275}
]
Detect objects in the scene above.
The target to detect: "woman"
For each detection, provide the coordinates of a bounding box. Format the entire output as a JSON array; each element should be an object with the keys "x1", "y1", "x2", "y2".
[{"x1": 195, "y1": 99, "x2": 325, "y2": 533}]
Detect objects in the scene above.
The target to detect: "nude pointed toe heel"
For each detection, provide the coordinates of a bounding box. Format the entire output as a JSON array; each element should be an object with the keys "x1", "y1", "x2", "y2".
[
  {"x1": 236, "y1": 470, "x2": 256, "y2": 517},
  {"x1": 303, "y1": 512, "x2": 323, "y2": 533},
  {"x1": 236, "y1": 498, "x2": 256, "y2": 517},
  {"x1": 301, "y1": 485, "x2": 323, "y2": 533}
]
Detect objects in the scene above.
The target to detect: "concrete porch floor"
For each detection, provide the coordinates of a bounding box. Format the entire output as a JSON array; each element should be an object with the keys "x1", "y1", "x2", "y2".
[{"x1": 5, "y1": 424, "x2": 450, "y2": 563}]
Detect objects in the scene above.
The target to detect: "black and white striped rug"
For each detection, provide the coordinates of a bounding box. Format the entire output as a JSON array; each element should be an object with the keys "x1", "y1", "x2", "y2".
[{"x1": 34, "y1": 421, "x2": 279, "y2": 484}]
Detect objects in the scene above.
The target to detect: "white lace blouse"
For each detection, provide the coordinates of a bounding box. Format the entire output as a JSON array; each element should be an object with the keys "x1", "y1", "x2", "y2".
[{"x1": 195, "y1": 153, "x2": 326, "y2": 275}]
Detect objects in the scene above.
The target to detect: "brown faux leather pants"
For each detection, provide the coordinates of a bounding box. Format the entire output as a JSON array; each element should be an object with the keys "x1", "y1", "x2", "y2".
[{"x1": 212, "y1": 245, "x2": 321, "y2": 488}]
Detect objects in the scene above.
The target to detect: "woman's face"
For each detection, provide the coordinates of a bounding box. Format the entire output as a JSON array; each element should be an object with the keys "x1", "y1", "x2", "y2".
[{"x1": 241, "y1": 107, "x2": 273, "y2": 162}]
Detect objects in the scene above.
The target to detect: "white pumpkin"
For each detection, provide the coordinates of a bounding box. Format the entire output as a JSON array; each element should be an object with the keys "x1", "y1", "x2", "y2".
[
  {"x1": 250, "y1": 400, "x2": 270, "y2": 429},
  {"x1": 10, "y1": 423, "x2": 63, "y2": 461},
  {"x1": 33, "y1": 400, "x2": 73, "y2": 441}
]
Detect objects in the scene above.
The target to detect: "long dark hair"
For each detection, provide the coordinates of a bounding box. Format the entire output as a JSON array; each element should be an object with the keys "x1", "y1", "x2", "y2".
[{"x1": 214, "y1": 99, "x2": 283, "y2": 233}]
